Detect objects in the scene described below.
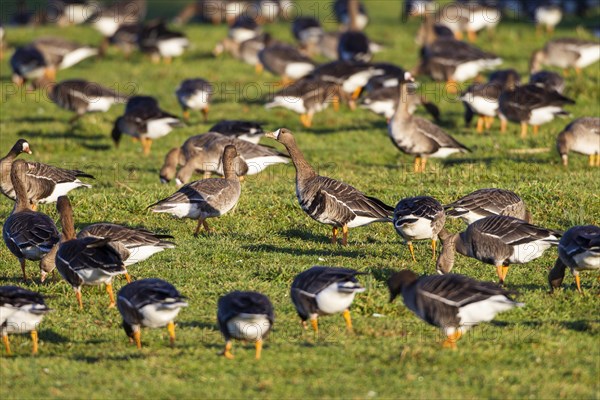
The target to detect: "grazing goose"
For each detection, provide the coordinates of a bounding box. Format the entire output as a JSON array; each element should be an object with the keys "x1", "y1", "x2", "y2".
[
  {"x1": 213, "y1": 33, "x2": 273, "y2": 69},
  {"x1": 175, "y1": 78, "x2": 214, "y2": 122},
  {"x1": 117, "y1": 278, "x2": 188, "y2": 349},
  {"x1": 49, "y1": 79, "x2": 129, "y2": 123},
  {"x1": 333, "y1": 0, "x2": 368, "y2": 30},
  {"x1": 292, "y1": 16, "x2": 323, "y2": 55},
  {"x1": 388, "y1": 75, "x2": 470, "y2": 172},
  {"x1": 55, "y1": 196, "x2": 128, "y2": 309},
  {"x1": 556, "y1": 117, "x2": 600, "y2": 167},
  {"x1": 209, "y1": 120, "x2": 265, "y2": 143},
  {"x1": 548, "y1": 225, "x2": 600, "y2": 293},
  {"x1": 387, "y1": 270, "x2": 523, "y2": 349},
  {"x1": 498, "y1": 83, "x2": 574, "y2": 137},
  {"x1": 534, "y1": 4, "x2": 562, "y2": 35},
  {"x1": 257, "y1": 44, "x2": 316, "y2": 83},
  {"x1": 338, "y1": 31, "x2": 372, "y2": 63},
  {"x1": 360, "y1": 84, "x2": 440, "y2": 122},
  {"x1": 529, "y1": 70, "x2": 565, "y2": 94},
  {"x1": 107, "y1": 24, "x2": 141, "y2": 58},
  {"x1": 433, "y1": 2, "x2": 501, "y2": 42},
  {"x1": 315, "y1": 31, "x2": 341, "y2": 60},
  {"x1": 10, "y1": 45, "x2": 51, "y2": 87},
  {"x1": 265, "y1": 128, "x2": 393, "y2": 245},
  {"x1": 112, "y1": 96, "x2": 182, "y2": 155},
  {"x1": 2, "y1": 160, "x2": 60, "y2": 281},
  {"x1": 138, "y1": 20, "x2": 189, "y2": 63},
  {"x1": 91, "y1": 0, "x2": 147, "y2": 42},
  {"x1": 436, "y1": 215, "x2": 561, "y2": 284},
  {"x1": 150, "y1": 145, "x2": 242, "y2": 235},
  {"x1": 1, "y1": 140, "x2": 94, "y2": 208},
  {"x1": 229, "y1": 16, "x2": 261, "y2": 43},
  {"x1": 291, "y1": 266, "x2": 365, "y2": 335},
  {"x1": 1, "y1": 286, "x2": 51, "y2": 355},
  {"x1": 217, "y1": 291, "x2": 274, "y2": 360},
  {"x1": 394, "y1": 196, "x2": 446, "y2": 262},
  {"x1": 444, "y1": 188, "x2": 530, "y2": 225},
  {"x1": 530, "y1": 38, "x2": 600, "y2": 75}
]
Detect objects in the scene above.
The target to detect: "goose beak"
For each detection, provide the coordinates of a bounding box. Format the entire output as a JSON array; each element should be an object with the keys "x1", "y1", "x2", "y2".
[
  {"x1": 264, "y1": 130, "x2": 279, "y2": 140},
  {"x1": 23, "y1": 144, "x2": 32, "y2": 154}
]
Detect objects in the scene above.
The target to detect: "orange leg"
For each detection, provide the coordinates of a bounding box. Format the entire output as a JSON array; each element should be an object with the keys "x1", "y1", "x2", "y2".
[
  {"x1": 341, "y1": 225, "x2": 349, "y2": 246},
  {"x1": 76, "y1": 289, "x2": 83, "y2": 310},
  {"x1": 532, "y1": 125, "x2": 539, "y2": 136},
  {"x1": 501, "y1": 266, "x2": 510, "y2": 282},
  {"x1": 182, "y1": 110, "x2": 190, "y2": 121},
  {"x1": 342, "y1": 309, "x2": 353, "y2": 332},
  {"x1": 445, "y1": 80, "x2": 458, "y2": 94},
  {"x1": 467, "y1": 29, "x2": 477, "y2": 43},
  {"x1": 201, "y1": 107, "x2": 209, "y2": 122},
  {"x1": 124, "y1": 273, "x2": 132, "y2": 283},
  {"x1": 106, "y1": 283, "x2": 116, "y2": 308},
  {"x1": 496, "y1": 264, "x2": 504, "y2": 284},
  {"x1": 255, "y1": 339, "x2": 263, "y2": 360},
  {"x1": 414, "y1": 157, "x2": 421, "y2": 173},
  {"x1": 500, "y1": 118, "x2": 507, "y2": 133},
  {"x1": 485, "y1": 116, "x2": 494, "y2": 130},
  {"x1": 520, "y1": 122, "x2": 528, "y2": 138},
  {"x1": 408, "y1": 242, "x2": 417, "y2": 262},
  {"x1": 420, "y1": 157, "x2": 428, "y2": 172},
  {"x1": 2, "y1": 334, "x2": 11, "y2": 355},
  {"x1": 351, "y1": 87, "x2": 362, "y2": 100},
  {"x1": 31, "y1": 330, "x2": 38, "y2": 355},
  {"x1": 331, "y1": 226, "x2": 338, "y2": 244},
  {"x1": 310, "y1": 318, "x2": 319, "y2": 337},
  {"x1": 476, "y1": 116, "x2": 484, "y2": 133},
  {"x1": 442, "y1": 330, "x2": 462, "y2": 349},
  {"x1": 255, "y1": 63, "x2": 264, "y2": 74},
  {"x1": 167, "y1": 321, "x2": 176, "y2": 346},
  {"x1": 223, "y1": 340, "x2": 234, "y2": 359},
  {"x1": 141, "y1": 138, "x2": 153, "y2": 155},
  {"x1": 431, "y1": 239, "x2": 437, "y2": 260},
  {"x1": 332, "y1": 95, "x2": 340, "y2": 112},
  {"x1": 133, "y1": 330, "x2": 142, "y2": 349},
  {"x1": 575, "y1": 275, "x2": 582, "y2": 294}
]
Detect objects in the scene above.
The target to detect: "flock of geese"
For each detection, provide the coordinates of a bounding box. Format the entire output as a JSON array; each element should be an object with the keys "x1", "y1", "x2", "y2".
[{"x1": 1, "y1": 0, "x2": 600, "y2": 360}]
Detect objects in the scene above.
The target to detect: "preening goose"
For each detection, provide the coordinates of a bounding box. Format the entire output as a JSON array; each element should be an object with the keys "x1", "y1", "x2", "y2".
[
  {"x1": 265, "y1": 128, "x2": 393, "y2": 245},
  {"x1": 556, "y1": 117, "x2": 600, "y2": 167},
  {"x1": 530, "y1": 38, "x2": 600, "y2": 75},
  {"x1": 150, "y1": 145, "x2": 242, "y2": 235},
  {"x1": 175, "y1": 78, "x2": 214, "y2": 121},
  {"x1": 436, "y1": 215, "x2": 561, "y2": 284},
  {"x1": 529, "y1": 70, "x2": 565, "y2": 94},
  {"x1": 291, "y1": 266, "x2": 365, "y2": 335},
  {"x1": 444, "y1": 188, "x2": 530, "y2": 225},
  {"x1": 2, "y1": 160, "x2": 60, "y2": 281},
  {"x1": 387, "y1": 270, "x2": 523, "y2": 349},
  {"x1": 1, "y1": 286, "x2": 51, "y2": 355},
  {"x1": 548, "y1": 225, "x2": 600, "y2": 293},
  {"x1": 217, "y1": 291, "x2": 274, "y2": 360},
  {"x1": 117, "y1": 278, "x2": 188, "y2": 349},
  {"x1": 394, "y1": 196, "x2": 446, "y2": 261}
]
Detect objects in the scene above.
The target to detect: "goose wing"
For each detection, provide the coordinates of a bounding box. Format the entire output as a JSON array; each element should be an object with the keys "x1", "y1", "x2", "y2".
[
  {"x1": 445, "y1": 189, "x2": 523, "y2": 219},
  {"x1": 560, "y1": 225, "x2": 600, "y2": 258},
  {"x1": 0, "y1": 286, "x2": 48, "y2": 309},
  {"x1": 119, "y1": 278, "x2": 186, "y2": 310},
  {"x1": 57, "y1": 237, "x2": 125, "y2": 274},
  {"x1": 3, "y1": 212, "x2": 59, "y2": 257},
  {"x1": 78, "y1": 223, "x2": 175, "y2": 248},
  {"x1": 218, "y1": 291, "x2": 274, "y2": 325},
  {"x1": 473, "y1": 216, "x2": 560, "y2": 246},
  {"x1": 414, "y1": 118, "x2": 470, "y2": 151}
]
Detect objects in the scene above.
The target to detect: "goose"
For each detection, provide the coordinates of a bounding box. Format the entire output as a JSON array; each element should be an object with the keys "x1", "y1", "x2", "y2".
[
  {"x1": 53, "y1": 0, "x2": 93, "y2": 26},
  {"x1": 436, "y1": 215, "x2": 561, "y2": 284},
  {"x1": 149, "y1": 145, "x2": 242, "y2": 235},
  {"x1": 530, "y1": 38, "x2": 600, "y2": 75},
  {"x1": 291, "y1": 266, "x2": 365, "y2": 335},
  {"x1": 556, "y1": 117, "x2": 600, "y2": 167},
  {"x1": 10, "y1": 45, "x2": 51, "y2": 87},
  {"x1": 333, "y1": 0, "x2": 368, "y2": 30},
  {"x1": 529, "y1": 70, "x2": 565, "y2": 94},
  {"x1": 49, "y1": 79, "x2": 129, "y2": 123},
  {"x1": 117, "y1": 278, "x2": 188, "y2": 349},
  {"x1": 315, "y1": 31, "x2": 341, "y2": 60},
  {"x1": 394, "y1": 196, "x2": 446, "y2": 262},
  {"x1": 175, "y1": 78, "x2": 214, "y2": 122},
  {"x1": 257, "y1": 43, "x2": 316, "y2": 83},
  {"x1": 229, "y1": 16, "x2": 261, "y2": 43},
  {"x1": 338, "y1": 31, "x2": 372, "y2": 63},
  {"x1": 363, "y1": 62, "x2": 408, "y2": 91},
  {"x1": 498, "y1": 83, "x2": 574, "y2": 137},
  {"x1": 403, "y1": 0, "x2": 435, "y2": 18},
  {"x1": 2, "y1": 160, "x2": 60, "y2": 281},
  {"x1": 112, "y1": 96, "x2": 183, "y2": 155},
  {"x1": 360, "y1": 84, "x2": 440, "y2": 122},
  {"x1": 388, "y1": 75, "x2": 470, "y2": 172},
  {"x1": 265, "y1": 128, "x2": 393, "y2": 245},
  {"x1": 433, "y1": 2, "x2": 501, "y2": 42},
  {"x1": 209, "y1": 120, "x2": 265, "y2": 144},
  {"x1": 217, "y1": 291, "x2": 274, "y2": 360},
  {"x1": 292, "y1": 16, "x2": 323, "y2": 55},
  {"x1": 138, "y1": 20, "x2": 189, "y2": 63},
  {"x1": 265, "y1": 77, "x2": 342, "y2": 128},
  {"x1": 444, "y1": 188, "x2": 530, "y2": 225},
  {"x1": 91, "y1": 0, "x2": 147, "y2": 40},
  {"x1": 213, "y1": 33, "x2": 273, "y2": 70},
  {"x1": 548, "y1": 225, "x2": 600, "y2": 293},
  {"x1": 387, "y1": 269, "x2": 523, "y2": 349},
  {"x1": 55, "y1": 196, "x2": 128, "y2": 309},
  {"x1": 1, "y1": 286, "x2": 51, "y2": 355},
  {"x1": 107, "y1": 24, "x2": 141, "y2": 58},
  {"x1": 534, "y1": 4, "x2": 563, "y2": 35}
]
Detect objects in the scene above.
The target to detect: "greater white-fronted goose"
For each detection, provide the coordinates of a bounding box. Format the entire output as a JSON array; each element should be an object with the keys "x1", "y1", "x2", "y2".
[
  {"x1": 55, "y1": 196, "x2": 128, "y2": 309},
  {"x1": 388, "y1": 76, "x2": 470, "y2": 172},
  {"x1": 209, "y1": 120, "x2": 265, "y2": 143},
  {"x1": 0, "y1": 286, "x2": 51, "y2": 355},
  {"x1": 229, "y1": 15, "x2": 261, "y2": 43},
  {"x1": 266, "y1": 128, "x2": 393, "y2": 245},
  {"x1": 556, "y1": 117, "x2": 600, "y2": 167},
  {"x1": 444, "y1": 188, "x2": 530, "y2": 225},
  {"x1": 213, "y1": 33, "x2": 273, "y2": 70},
  {"x1": 498, "y1": 83, "x2": 574, "y2": 137},
  {"x1": 107, "y1": 24, "x2": 141, "y2": 58},
  {"x1": 49, "y1": 79, "x2": 129, "y2": 123},
  {"x1": 217, "y1": 291, "x2": 274, "y2": 360},
  {"x1": 360, "y1": 84, "x2": 440, "y2": 122},
  {"x1": 403, "y1": 0, "x2": 435, "y2": 18},
  {"x1": 387, "y1": 269, "x2": 523, "y2": 349},
  {"x1": 292, "y1": 16, "x2": 323, "y2": 55},
  {"x1": 433, "y1": 2, "x2": 501, "y2": 42},
  {"x1": 91, "y1": 0, "x2": 146, "y2": 40},
  {"x1": 529, "y1": 70, "x2": 565, "y2": 94},
  {"x1": 138, "y1": 20, "x2": 189, "y2": 63},
  {"x1": 533, "y1": 4, "x2": 562, "y2": 35},
  {"x1": 291, "y1": 266, "x2": 365, "y2": 335},
  {"x1": 548, "y1": 225, "x2": 600, "y2": 293},
  {"x1": 117, "y1": 278, "x2": 188, "y2": 349},
  {"x1": 315, "y1": 31, "x2": 341, "y2": 60},
  {"x1": 394, "y1": 196, "x2": 446, "y2": 262},
  {"x1": 333, "y1": 0, "x2": 368, "y2": 30},
  {"x1": 436, "y1": 215, "x2": 561, "y2": 284},
  {"x1": 257, "y1": 43, "x2": 316, "y2": 83},
  {"x1": 112, "y1": 96, "x2": 182, "y2": 155},
  {"x1": 150, "y1": 145, "x2": 242, "y2": 235},
  {"x1": 175, "y1": 78, "x2": 214, "y2": 122},
  {"x1": 1, "y1": 140, "x2": 93, "y2": 208},
  {"x1": 530, "y1": 38, "x2": 600, "y2": 75},
  {"x1": 2, "y1": 160, "x2": 60, "y2": 281},
  {"x1": 10, "y1": 45, "x2": 50, "y2": 87},
  {"x1": 338, "y1": 31, "x2": 372, "y2": 63}
]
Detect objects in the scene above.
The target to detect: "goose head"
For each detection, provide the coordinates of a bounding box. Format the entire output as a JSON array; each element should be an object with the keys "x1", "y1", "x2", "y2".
[
  {"x1": 387, "y1": 270, "x2": 418, "y2": 302},
  {"x1": 12, "y1": 138, "x2": 32, "y2": 155}
]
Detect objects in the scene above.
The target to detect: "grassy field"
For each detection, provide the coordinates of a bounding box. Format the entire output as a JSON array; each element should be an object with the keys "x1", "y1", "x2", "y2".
[{"x1": 1, "y1": 1, "x2": 599, "y2": 398}]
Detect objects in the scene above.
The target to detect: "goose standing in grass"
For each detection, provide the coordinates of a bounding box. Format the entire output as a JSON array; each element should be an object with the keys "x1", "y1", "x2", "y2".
[
  {"x1": 548, "y1": 225, "x2": 600, "y2": 293},
  {"x1": 433, "y1": 2, "x2": 501, "y2": 42},
  {"x1": 290, "y1": 266, "x2": 365, "y2": 335},
  {"x1": 112, "y1": 96, "x2": 183, "y2": 155},
  {"x1": 209, "y1": 120, "x2": 265, "y2": 144},
  {"x1": 229, "y1": 16, "x2": 261, "y2": 43},
  {"x1": 49, "y1": 79, "x2": 129, "y2": 123},
  {"x1": 529, "y1": 70, "x2": 565, "y2": 94},
  {"x1": 387, "y1": 270, "x2": 523, "y2": 349},
  {"x1": 394, "y1": 196, "x2": 446, "y2": 262},
  {"x1": 444, "y1": 188, "x2": 530, "y2": 225},
  {"x1": 338, "y1": 31, "x2": 372, "y2": 63},
  {"x1": 213, "y1": 33, "x2": 273, "y2": 69},
  {"x1": 150, "y1": 145, "x2": 242, "y2": 236},
  {"x1": 334, "y1": 0, "x2": 368, "y2": 30},
  {"x1": 117, "y1": 278, "x2": 188, "y2": 349},
  {"x1": 292, "y1": 16, "x2": 323, "y2": 55},
  {"x1": 257, "y1": 44, "x2": 316, "y2": 83},
  {"x1": 1, "y1": 140, "x2": 94, "y2": 208},
  {"x1": 217, "y1": 291, "x2": 274, "y2": 360},
  {"x1": 360, "y1": 84, "x2": 440, "y2": 122},
  {"x1": 55, "y1": 196, "x2": 128, "y2": 309},
  {"x1": 265, "y1": 128, "x2": 393, "y2": 245},
  {"x1": 91, "y1": 0, "x2": 147, "y2": 54},
  {"x1": 1, "y1": 286, "x2": 51, "y2": 355},
  {"x1": 175, "y1": 78, "x2": 214, "y2": 122},
  {"x1": 2, "y1": 161, "x2": 60, "y2": 281},
  {"x1": 138, "y1": 20, "x2": 189, "y2": 63},
  {"x1": 530, "y1": 38, "x2": 600, "y2": 75},
  {"x1": 556, "y1": 117, "x2": 600, "y2": 167},
  {"x1": 388, "y1": 74, "x2": 470, "y2": 172},
  {"x1": 10, "y1": 45, "x2": 51, "y2": 87},
  {"x1": 534, "y1": 4, "x2": 562, "y2": 35},
  {"x1": 436, "y1": 215, "x2": 561, "y2": 285}
]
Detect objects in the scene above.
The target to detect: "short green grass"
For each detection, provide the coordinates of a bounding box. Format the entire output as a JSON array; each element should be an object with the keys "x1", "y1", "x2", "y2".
[{"x1": 1, "y1": 1, "x2": 599, "y2": 399}]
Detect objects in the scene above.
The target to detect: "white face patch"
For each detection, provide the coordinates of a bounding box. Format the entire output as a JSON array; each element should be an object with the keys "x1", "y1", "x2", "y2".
[{"x1": 273, "y1": 129, "x2": 281, "y2": 139}]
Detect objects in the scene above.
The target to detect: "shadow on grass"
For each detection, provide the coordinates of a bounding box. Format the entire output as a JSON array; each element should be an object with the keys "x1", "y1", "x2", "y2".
[
  {"x1": 40, "y1": 329, "x2": 70, "y2": 344},
  {"x1": 178, "y1": 321, "x2": 218, "y2": 330},
  {"x1": 81, "y1": 143, "x2": 112, "y2": 151},
  {"x1": 19, "y1": 129, "x2": 105, "y2": 141},
  {"x1": 10, "y1": 116, "x2": 57, "y2": 123},
  {"x1": 243, "y1": 243, "x2": 363, "y2": 258},
  {"x1": 72, "y1": 353, "x2": 146, "y2": 363}
]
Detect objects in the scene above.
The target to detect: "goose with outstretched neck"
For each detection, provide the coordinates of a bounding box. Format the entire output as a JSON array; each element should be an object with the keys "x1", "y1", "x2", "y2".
[
  {"x1": 2, "y1": 160, "x2": 59, "y2": 281},
  {"x1": 265, "y1": 128, "x2": 393, "y2": 245},
  {"x1": 55, "y1": 196, "x2": 128, "y2": 309}
]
